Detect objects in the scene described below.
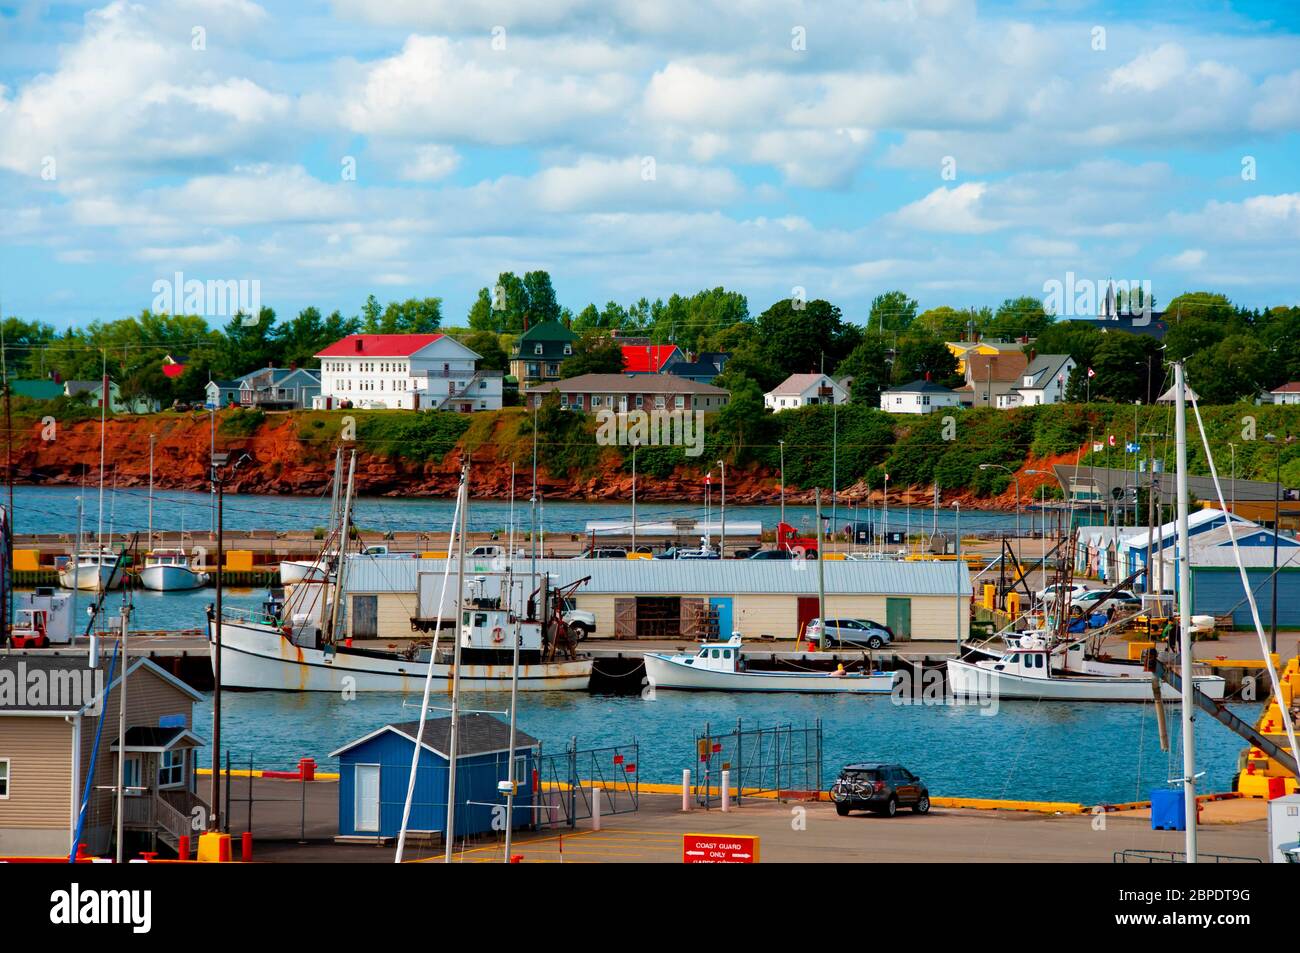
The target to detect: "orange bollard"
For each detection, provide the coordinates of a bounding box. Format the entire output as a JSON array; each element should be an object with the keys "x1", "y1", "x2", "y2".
[
  {"x1": 241, "y1": 831, "x2": 253, "y2": 862},
  {"x1": 177, "y1": 835, "x2": 190, "y2": 860}
]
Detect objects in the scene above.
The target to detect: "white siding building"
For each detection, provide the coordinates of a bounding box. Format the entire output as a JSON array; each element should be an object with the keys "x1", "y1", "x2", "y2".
[
  {"x1": 1012, "y1": 354, "x2": 1075, "y2": 406},
  {"x1": 315, "y1": 333, "x2": 502, "y2": 411},
  {"x1": 879, "y1": 378, "x2": 962, "y2": 414},
  {"x1": 764, "y1": 373, "x2": 850, "y2": 411}
]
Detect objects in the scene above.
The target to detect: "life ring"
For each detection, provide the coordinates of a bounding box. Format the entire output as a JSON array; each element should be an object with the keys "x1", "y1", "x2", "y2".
[{"x1": 491, "y1": 627, "x2": 505, "y2": 643}]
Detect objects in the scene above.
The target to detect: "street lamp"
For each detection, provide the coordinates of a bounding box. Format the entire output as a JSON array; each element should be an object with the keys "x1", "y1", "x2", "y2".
[
  {"x1": 1264, "y1": 433, "x2": 1294, "y2": 653},
  {"x1": 980, "y1": 463, "x2": 1021, "y2": 542},
  {"x1": 208, "y1": 450, "x2": 250, "y2": 832}
]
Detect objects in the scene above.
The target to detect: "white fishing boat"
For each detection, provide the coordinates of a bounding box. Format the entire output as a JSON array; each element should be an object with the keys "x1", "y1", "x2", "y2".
[
  {"x1": 279, "y1": 557, "x2": 333, "y2": 585},
  {"x1": 645, "y1": 635, "x2": 897, "y2": 693},
  {"x1": 140, "y1": 548, "x2": 210, "y2": 591},
  {"x1": 946, "y1": 634, "x2": 1225, "y2": 702},
  {"x1": 58, "y1": 550, "x2": 125, "y2": 591},
  {"x1": 210, "y1": 451, "x2": 591, "y2": 692}
]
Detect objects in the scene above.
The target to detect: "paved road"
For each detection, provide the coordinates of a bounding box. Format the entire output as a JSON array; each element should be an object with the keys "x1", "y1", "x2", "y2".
[{"x1": 432, "y1": 794, "x2": 1269, "y2": 864}]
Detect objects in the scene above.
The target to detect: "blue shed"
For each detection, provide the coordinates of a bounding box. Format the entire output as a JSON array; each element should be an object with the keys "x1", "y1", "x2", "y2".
[{"x1": 329, "y1": 713, "x2": 539, "y2": 840}]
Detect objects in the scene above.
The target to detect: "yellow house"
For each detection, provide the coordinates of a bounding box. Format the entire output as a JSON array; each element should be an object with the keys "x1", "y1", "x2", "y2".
[{"x1": 945, "y1": 341, "x2": 1023, "y2": 375}]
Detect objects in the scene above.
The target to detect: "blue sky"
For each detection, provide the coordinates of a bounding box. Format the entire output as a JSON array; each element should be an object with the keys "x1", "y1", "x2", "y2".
[{"x1": 1, "y1": 0, "x2": 1298, "y2": 332}]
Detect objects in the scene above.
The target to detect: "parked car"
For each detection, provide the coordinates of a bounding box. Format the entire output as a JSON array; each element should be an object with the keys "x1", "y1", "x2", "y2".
[
  {"x1": 1073, "y1": 588, "x2": 1141, "y2": 616},
  {"x1": 806, "y1": 618, "x2": 893, "y2": 649},
  {"x1": 747, "y1": 548, "x2": 794, "y2": 560},
  {"x1": 1036, "y1": 582, "x2": 1091, "y2": 606},
  {"x1": 573, "y1": 548, "x2": 627, "y2": 559},
  {"x1": 655, "y1": 545, "x2": 719, "y2": 560},
  {"x1": 560, "y1": 597, "x2": 595, "y2": 641},
  {"x1": 830, "y1": 763, "x2": 930, "y2": 817}
]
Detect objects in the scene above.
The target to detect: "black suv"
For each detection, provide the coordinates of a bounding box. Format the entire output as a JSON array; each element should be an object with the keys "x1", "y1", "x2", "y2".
[{"x1": 830, "y1": 763, "x2": 930, "y2": 817}]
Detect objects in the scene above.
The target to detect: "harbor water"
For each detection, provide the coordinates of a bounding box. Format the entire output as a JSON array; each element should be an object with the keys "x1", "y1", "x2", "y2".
[{"x1": 193, "y1": 688, "x2": 1257, "y2": 806}]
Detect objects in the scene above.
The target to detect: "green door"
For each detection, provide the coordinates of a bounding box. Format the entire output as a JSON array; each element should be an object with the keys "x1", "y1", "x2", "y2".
[{"x1": 885, "y1": 598, "x2": 912, "y2": 641}]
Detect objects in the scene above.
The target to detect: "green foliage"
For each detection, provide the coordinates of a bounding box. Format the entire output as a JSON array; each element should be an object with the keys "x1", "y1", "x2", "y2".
[
  {"x1": 561, "y1": 331, "x2": 626, "y2": 377},
  {"x1": 868, "y1": 290, "x2": 918, "y2": 332},
  {"x1": 356, "y1": 411, "x2": 470, "y2": 462},
  {"x1": 217, "y1": 408, "x2": 265, "y2": 437}
]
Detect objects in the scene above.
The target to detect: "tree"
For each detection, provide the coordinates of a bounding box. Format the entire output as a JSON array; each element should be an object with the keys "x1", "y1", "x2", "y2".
[
  {"x1": 914, "y1": 306, "x2": 975, "y2": 341},
  {"x1": 522, "y1": 271, "x2": 561, "y2": 327},
  {"x1": 835, "y1": 332, "x2": 892, "y2": 406},
  {"x1": 891, "y1": 331, "x2": 959, "y2": 386},
  {"x1": 1188, "y1": 334, "x2": 1268, "y2": 404},
  {"x1": 982, "y1": 296, "x2": 1053, "y2": 340},
  {"x1": 868, "y1": 290, "x2": 918, "y2": 332},
  {"x1": 560, "y1": 330, "x2": 625, "y2": 377},
  {"x1": 1067, "y1": 332, "x2": 1162, "y2": 403},
  {"x1": 753, "y1": 298, "x2": 856, "y2": 391},
  {"x1": 463, "y1": 330, "x2": 507, "y2": 371}
]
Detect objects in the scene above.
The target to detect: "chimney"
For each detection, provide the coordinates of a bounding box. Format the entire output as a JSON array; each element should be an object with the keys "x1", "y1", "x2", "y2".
[
  {"x1": 289, "y1": 360, "x2": 297, "y2": 371},
  {"x1": 1029, "y1": 348, "x2": 1037, "y2": 362},
  {"x1": 354, "y1": 338, "x2": 364, "y2": 353},
  {"x1": 924, "y1": 371, "x2": 932, "y2": 381}
]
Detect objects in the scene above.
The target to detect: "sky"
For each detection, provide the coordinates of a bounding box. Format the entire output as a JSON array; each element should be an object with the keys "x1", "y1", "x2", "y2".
[{"x1": 1, "y1": 0, "x2": 1299, "y2": 332}]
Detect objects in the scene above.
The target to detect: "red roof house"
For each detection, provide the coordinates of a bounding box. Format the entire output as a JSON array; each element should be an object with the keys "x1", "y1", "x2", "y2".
[{"x1": 620, "y1": 344, "x2": 683, "y2": 374}]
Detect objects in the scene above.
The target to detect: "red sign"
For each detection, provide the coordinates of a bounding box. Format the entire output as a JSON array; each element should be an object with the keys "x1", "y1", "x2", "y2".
[{"x1": 682, "y1": 833, "x2": 760, "y2": 864}]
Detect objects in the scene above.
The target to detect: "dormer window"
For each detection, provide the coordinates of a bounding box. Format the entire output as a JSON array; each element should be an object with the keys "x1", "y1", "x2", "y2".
[
  {"x1": 563, "y1": 344, "x2": 572, "y2": 355},
  {"x1": 534, "y1": 344, "x2": 543, "y2": 355}
]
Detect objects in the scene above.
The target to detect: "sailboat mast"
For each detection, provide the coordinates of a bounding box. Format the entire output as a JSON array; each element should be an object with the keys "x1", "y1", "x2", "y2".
[
  {"x1": 97, "y1": 351, "x2": 106, "y2": 552},
  {"x1": 147, "y1": 434, "x2": 154, "y2": 551},
  {"x1": 326, "y1": 451, "x2": 357, "y2": 646},
  {"x1": 1173, "y1": 361, "x2": 1197, "y2": 862},
  {"x1": 444, "y1": 457, "x2": 469, "y2": 863}
]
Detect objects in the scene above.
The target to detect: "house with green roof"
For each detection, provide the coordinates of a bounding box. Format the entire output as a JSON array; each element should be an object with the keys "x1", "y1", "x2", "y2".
[{"x1": 509, "y1": 320, "x2": 576, "y2": 384}]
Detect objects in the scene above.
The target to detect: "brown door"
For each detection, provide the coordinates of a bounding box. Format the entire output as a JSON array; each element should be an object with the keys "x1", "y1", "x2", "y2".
[
  {"x1": 614, "y1": 598, "x2": 636, "y2": 639},
  {"x1": 796, "y1": 597, "x2": 820, "y2": 640}
]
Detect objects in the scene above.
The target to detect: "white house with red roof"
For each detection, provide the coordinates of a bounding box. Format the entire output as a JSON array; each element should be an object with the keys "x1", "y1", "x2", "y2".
[
  {"x1": 1270, "y1": 382, "x2": 1300, "y2": 406},
  {"x1": 621, "y1": 343, "x2": 683, "y2": 374},
  {"x1": 315, "y1": 333, "x2": 502, "y2": 412}
]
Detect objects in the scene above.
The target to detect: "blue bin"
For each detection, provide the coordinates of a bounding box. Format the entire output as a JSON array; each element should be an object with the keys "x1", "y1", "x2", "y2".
[{"x1": 1151, "y1": 789, "x2": 1185, "y2": 830}]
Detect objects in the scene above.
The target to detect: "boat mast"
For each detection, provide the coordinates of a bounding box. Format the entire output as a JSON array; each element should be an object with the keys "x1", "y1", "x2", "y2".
[
  {"x1": 504, "y1": 460, "x2": 522, "y2": 862},
  {"x1": 444, "y1": 457, "x2": 469, "y2": 863},
  {"x1": 147, "y1": 434, "x2": 154, "y2": 551},
  {"x1": 1173, "y1": 361, "x2": 1197, "y2": 862},
  {"x1": 326, "y1": 451, "x2": 356, "y2": 646},
  {"x1": 97, "y1": 350, "x2": 106, "y2": 553}
]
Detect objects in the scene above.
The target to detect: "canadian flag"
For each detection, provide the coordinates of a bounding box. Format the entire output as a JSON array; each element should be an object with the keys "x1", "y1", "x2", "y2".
[
  {"x1": 1108, "y1": 434, "x2": 1116, "y2": 447},
  {"x1": 1086, "y1": 367, "x2": 1096, "y2": 379},
  {"x1": 705, "y1": 474, "x2": 712, "y2": 485}
]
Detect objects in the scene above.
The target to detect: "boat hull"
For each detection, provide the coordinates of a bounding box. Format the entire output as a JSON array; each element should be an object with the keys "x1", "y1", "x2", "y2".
[
  {"x1": 58, "y1": 561, "x2": 124, "y2": 592},
  {"x1": 946, "y1": 658, "x2": 1226, "y2": 702},
  {"x1": 644, "y1": 653, "x2": 896, "y2": 693},
  {"x1": 208, "y1": 618, "x2": 591, "y2": 692},
  {"x1": 140, "y1": 564, "x2": 209, "y2": 591},
  {"x1": 279, "y1": 560, "x2": 328, "y2": 586}
]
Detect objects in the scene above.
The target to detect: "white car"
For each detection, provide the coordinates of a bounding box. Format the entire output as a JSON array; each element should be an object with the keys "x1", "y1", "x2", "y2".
[
  {"x1": 1073, "y1": 589, "x2": 1142, "y2": 616},
  {"x1": 1036, "y1": 583, "x2": 1091, "y2": 606}
]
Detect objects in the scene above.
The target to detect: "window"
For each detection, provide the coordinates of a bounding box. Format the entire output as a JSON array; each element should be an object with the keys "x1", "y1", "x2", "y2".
[
  {"x1": 159, "y1": 749, "x2": 185, "y2": 787},
  {"x1": 123, "y1": 756, "x2": 142, "y2": 794},
  {"x1": 674, "y1": 395, "x2": 685, "y2": 409},
  {"x1": 0, "y1": 758, "x2": 8, "y2": 798},
  {"x1": 534, "y1": 344, "x2": 543, "y2": 355}
]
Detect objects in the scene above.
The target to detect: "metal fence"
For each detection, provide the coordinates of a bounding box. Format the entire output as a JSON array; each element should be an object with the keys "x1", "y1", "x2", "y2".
[
  {"x1": 1113, "y1": 849, "x2": 1263, "y2": 863},
  {"x1": 693, "y1": 719, "x2": 823, "y2": 809},
  {"x1": 537, "y1": 739, "x2": 640, "y2": 829}
]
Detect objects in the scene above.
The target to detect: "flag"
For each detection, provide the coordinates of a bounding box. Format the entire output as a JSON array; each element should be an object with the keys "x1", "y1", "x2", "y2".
[
  {"x1": 1092, "y1": 442, "x2": 1103, "y2": 452},
  {"x1": 1087, "y1": 367, "x2": 1096, "y2": 378},
  {"x1": 1108, "y1": 434, "x2": 1116, "y2": 447}
]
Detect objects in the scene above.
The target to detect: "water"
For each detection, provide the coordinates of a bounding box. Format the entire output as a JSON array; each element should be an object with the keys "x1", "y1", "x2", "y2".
[
  {"x1": 12, "y1": 484, "x2": 1021, "y2": 538},
  {"x1": 192, "y1": 689, "x2": 1257, "y2": 805}
]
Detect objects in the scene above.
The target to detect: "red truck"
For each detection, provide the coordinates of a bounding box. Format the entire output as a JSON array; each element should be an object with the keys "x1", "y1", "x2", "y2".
[{"x1": 776, "y1": 522, "x2": 818, "y2": 558}]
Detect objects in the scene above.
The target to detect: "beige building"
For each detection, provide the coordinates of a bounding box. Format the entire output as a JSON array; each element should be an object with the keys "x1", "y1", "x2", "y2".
[
  {"x1": 0, "y1": 655, "x2": 206, "y2": 857},
  {"x1": 341, "y1": 558, "x2": 971, "y2": 643}
]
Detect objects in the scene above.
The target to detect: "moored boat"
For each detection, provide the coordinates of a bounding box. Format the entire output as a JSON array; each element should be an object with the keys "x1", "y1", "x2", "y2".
[
  {"x1": 140, "y1": 548, "x2": 210, "y2": 591},
  {"x1": 645, "y1": 635, "x2": 897, "y2": 693},
  {"x1": 58, "y1": 550, "x2": 125, "y2": 592}
]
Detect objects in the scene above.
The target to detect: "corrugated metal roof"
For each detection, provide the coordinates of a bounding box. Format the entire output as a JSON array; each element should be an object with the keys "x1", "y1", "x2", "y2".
[{"x1": 344, "y1": 556, "x2": 971, "y2": 597}]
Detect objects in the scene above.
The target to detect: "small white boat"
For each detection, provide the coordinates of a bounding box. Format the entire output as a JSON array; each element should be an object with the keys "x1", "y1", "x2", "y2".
[
  {"x1": 280, "y1": 557, "x2": 333, "y2": 586},
  {"x1": 58, "y1": 550, "x2": 125, "y2": 592},
  {"x1": 645, "y1": 635, "x2": 897, "y2": 693},
  {"x1": 947, "y1": 635, "x2": 1226, "y2": 702},
  {"x1": 140, "y1": 548, "x2": 210, "y2": 591}
]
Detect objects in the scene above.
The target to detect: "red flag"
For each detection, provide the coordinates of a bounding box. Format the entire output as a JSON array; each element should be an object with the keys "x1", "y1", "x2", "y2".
[{"x1": 1086, "y1": 367, "x2": 1096, "y2": 379}]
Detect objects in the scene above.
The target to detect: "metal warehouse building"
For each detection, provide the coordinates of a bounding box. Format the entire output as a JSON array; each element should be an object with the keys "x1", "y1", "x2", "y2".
[{"x1": 341, "y1": 557, "x2": 971, "y2": 642}]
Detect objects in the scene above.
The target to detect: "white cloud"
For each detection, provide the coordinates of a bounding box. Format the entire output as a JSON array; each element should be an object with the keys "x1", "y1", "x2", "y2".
[{"x1": 888, "y1": 183, "x2": 1002, "y2": 234}]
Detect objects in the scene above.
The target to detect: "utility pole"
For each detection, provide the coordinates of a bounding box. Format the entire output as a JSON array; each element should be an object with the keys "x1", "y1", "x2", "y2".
[
  {"x1": 1173, "y1": 362, "x2": 1197, "y2": 863},
  {"x1": 445, "y1": 457, "x2": 469, "y2": 863}
]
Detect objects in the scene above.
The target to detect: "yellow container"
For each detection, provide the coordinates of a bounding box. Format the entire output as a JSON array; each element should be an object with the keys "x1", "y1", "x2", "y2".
[
  {"x1": 196, "y1": 831, "x2": 232, "y2": 863},
  {"x1": 13, "y1": 549, "x2": 41, "y2": 572},
  {"x1": 1004, "y1": 591, "x2": 1021, "y2": 617},
  {"x1": 224, "y1": 550, "x2": 254, "y2": 572},
  {"x1": 1127, "y1": 640, "x2": 1155, "y2": 661},
  {"x1": 982, "y1": 584, "x2": 996, "y2": 610}
]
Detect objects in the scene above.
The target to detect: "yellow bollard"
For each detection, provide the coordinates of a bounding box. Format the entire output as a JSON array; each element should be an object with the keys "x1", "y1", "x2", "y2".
[{"x1": 197, "y1": 831, "x2": 233, "y2": 863}]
